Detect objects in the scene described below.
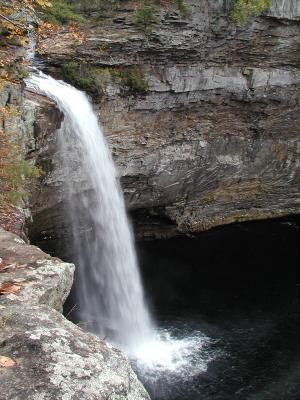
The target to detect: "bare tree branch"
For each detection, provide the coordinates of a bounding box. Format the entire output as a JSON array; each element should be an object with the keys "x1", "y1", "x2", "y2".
[{"x1": 0, "y1": 12, "x2": 25, "y2": 29}]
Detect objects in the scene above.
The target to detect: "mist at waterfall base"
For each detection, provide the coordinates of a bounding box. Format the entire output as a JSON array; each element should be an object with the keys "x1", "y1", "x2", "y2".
[
  {"x1": 26, "y1": 74, "x2": 299, "y2": 399},
  {"x1": 26, "y1": 73, "x2": 211, "y2": 389},
  {"x1": 135, "y1": 219, "x2": 299, "y2": 400}
]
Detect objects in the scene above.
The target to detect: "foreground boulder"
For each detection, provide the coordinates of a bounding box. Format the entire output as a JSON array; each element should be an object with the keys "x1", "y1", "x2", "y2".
[
  {"x1": 0, "y1": 305, "x2": 149, "y2": 400},
  {"x1": 0, "y1": 229, "x2": 149, "y2": 400}
]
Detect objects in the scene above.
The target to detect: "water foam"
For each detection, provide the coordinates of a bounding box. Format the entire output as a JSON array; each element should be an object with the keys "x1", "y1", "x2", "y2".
[{"x1": 133, "y1": 329, "x2": 211, "y2": 375}]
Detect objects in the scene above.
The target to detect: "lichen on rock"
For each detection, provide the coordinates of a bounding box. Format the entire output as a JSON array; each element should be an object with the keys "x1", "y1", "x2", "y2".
[{"x1": 0, "y1": 228, "x2": 149, "y2": 399}]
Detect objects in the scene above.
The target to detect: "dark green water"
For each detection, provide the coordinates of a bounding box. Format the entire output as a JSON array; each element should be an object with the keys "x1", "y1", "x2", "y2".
[{"x1": 134, "y1": 218, "x2": 299, "y2": 400}]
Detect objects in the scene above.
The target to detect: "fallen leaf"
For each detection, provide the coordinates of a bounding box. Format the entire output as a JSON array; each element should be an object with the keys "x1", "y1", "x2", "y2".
[
  {"x1": 0, "y1": 265, "x2": 11, "y2": 272},
  {"x1": 0, "y1": 261, "x2": 28, "y2": 272},
  {"x1": 0, "y1": 356, "x2": 16, "y2": 367},
  {"x1": 0, "y1": 281, "x2": 22, "y2": 295},
  {"x1": 0, "y1": 258, "x2": 10, "y2": 270},
  {"x1": 15, "y1": 263, "x2": 28, "y2": 269}
]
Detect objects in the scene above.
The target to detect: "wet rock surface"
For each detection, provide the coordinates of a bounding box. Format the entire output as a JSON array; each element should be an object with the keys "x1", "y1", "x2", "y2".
[{"x1": 0, "y1": 228, "x2": 150, "y2": 399}]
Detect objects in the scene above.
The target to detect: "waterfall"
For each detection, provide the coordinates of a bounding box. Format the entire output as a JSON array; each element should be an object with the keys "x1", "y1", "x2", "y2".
[
  {"x1": 26, "y1": 72, "x2": 215, "y2": 388},
  {"x1": 26, "y1": 72, "x2": 154, "y2": 350}
]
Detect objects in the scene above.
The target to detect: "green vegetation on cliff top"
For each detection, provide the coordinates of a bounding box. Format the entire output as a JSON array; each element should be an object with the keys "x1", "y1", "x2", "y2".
[
  {"x1": 37, "y1": 0, "x2": 86, "y2": 24},
  {"x1": 230, "y1": 0, "x2": 271, "y2": 23}
]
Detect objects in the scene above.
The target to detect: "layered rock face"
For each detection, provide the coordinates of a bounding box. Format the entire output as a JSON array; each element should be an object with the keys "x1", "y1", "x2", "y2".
[
  {"x1": 0, "y1": 228, "x2": 150, "y2": 400},
  {"x1": 0, "y1": 66, "x2": 62, "y2": 239},
  {"x1": 29, "y1": 0, "x2": 300, "y2": 240}
]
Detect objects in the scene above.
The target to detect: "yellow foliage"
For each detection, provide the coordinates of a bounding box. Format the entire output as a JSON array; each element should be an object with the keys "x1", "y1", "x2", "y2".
[
  {"x1": 36, "y1": 0, "x2": 52, "y2": 7},
  {"x1": 0, "y1": 1, "x2": 52, "y2": 32}
]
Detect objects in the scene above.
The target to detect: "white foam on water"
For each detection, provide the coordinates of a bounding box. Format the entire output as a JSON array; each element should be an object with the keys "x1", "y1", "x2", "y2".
[{"x1": 131, "y1": 327, "x2": 215, "y2": 383}]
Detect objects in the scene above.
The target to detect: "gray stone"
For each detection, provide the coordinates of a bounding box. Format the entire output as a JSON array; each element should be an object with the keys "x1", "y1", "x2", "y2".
[
  {"x1": 0, "y1": 305, "x2": 149, "y2": 400},
  {"x1": 0, "y1": 228, "x2": 74, "y2": 312},
  {"x1": 0, "y1": 229, "x2": 149, "y2": 399},
  {"x1": 24, "y1": 0, "x2": 300, "y2": 241},
  {"x1": 267, "y1": 0, "x2": 300, "y2": 20}
]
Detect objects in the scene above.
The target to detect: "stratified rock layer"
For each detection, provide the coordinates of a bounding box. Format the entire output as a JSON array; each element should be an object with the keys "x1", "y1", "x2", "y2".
[
  {"x1": 29, "y1": 0, "x2": 300, "y2": 240},
  {"x1": 0, "y1": 228, "x2": 150, "y2": 399}
]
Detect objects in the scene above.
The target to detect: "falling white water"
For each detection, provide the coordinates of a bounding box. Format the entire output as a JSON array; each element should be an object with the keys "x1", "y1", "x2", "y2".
[
  {"x1": 26, "y1": 71, "x2": 217, "y2": 382},
  {"x1": 26, "y1": 71, "x2": 153, "y2": 349}
]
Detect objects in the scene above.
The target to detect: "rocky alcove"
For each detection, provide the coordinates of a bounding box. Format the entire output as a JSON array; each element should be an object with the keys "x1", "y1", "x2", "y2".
[{"x1": 1, "y1": 1, "x2": 299, "y2": 399}]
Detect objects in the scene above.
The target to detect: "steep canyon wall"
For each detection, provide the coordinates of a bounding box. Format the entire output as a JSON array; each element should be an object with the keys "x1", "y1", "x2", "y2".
[{"x1": 28, "y1": 0, "x2": 300, "y2": 240}]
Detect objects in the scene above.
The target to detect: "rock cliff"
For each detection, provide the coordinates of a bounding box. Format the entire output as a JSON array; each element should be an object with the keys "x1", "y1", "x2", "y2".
[
  {"x1": 0, "y1": 228, "x2": 149, "y2": 399},
  {"x1": 27, "y1": 0, "x2": 299, "y2": 241}
]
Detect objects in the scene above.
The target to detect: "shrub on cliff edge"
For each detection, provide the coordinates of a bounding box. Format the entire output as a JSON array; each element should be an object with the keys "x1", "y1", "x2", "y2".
[
  {"x1": 61, "y1": 61, "x2": 98, "y2": 91},
  {"x1": 230, "y1": 0, "x2": 271, "y2": 23},
  {"x1": 135, "y1": 2, "x2": 159, "y2": 34},
  {"x1": 36, "y1": 0, "x2": 85, "y2": 24},
  {"x1": 113, "y1": 66, "x2": 149, "y2": 94}
]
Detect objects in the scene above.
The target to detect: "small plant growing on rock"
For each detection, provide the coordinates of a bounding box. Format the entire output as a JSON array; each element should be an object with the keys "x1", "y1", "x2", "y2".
[
  {"x1": 113, "y1": 66, "x2": 149, "y2": 94},
  {"x1": 230, "y1": 0, "x2": 271, "y2": 23},
  {"x1": 172, "y1": 0, "x2": 189, "y2": 16},
  {"x1": 61, "y1": 61, "x2": 98, "y2": 91},
  {"x1": 134, "y1": 1, "x2": 159, "y2": 34}
]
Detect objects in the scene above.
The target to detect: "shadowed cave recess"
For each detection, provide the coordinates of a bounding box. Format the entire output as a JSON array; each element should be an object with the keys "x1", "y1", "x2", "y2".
[{"x1": 30, "y1": 215, "x2": 300, "y2": 400}]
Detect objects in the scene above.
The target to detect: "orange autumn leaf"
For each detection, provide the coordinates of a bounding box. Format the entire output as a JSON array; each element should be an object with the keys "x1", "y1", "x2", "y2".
[
  {"x1": 0, "y1": 261, "x2": 28, "y2": 272},
  {"x1": 0, "y1": 258, "x2": 10, "y2": 271},
  {"x1": 0, "y1": 356, "x2": 16, "y2": 367},
  {"x1": 0, "y1": 281, "x2": 22, "y2": 295},
  {"x1": 15, "y1": 263, "x2": 28, "y2": 269}
]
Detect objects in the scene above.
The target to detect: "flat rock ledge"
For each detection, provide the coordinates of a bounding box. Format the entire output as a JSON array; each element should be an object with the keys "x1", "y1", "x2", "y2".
[{"x1": 0, "y1": 228, "x2": 149, "y2": 400}]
